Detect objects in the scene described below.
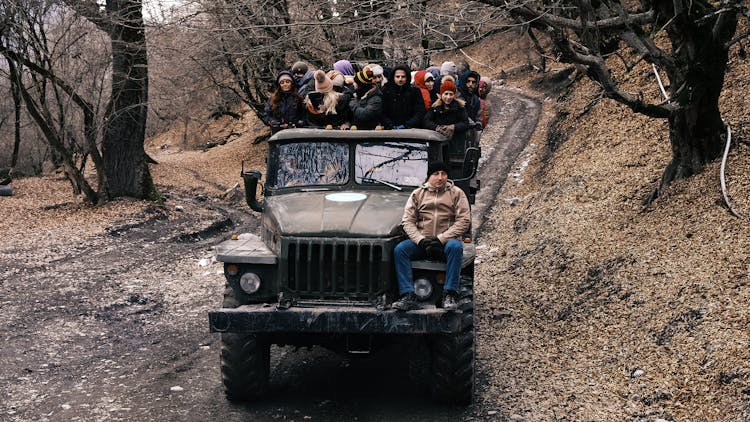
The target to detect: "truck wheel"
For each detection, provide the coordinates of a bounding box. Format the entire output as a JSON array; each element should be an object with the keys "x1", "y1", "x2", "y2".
[
  {"x1": 430, "y1": 286, "x2": 475, "y2": 405},
  {"x1": 408, "y1": 337, "x2": 431, "y2": 388},
  {"x1": 220, "y1": 332, "x2": 270, "y2": 401}
]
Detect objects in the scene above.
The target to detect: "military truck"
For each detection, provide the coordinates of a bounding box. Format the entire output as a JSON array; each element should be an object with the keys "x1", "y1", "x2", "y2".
[{"x1": 208, "y1": 128, "x2": 480, "y2": 405}]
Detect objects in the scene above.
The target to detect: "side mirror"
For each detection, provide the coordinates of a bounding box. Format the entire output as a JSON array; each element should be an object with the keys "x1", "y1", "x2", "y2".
[
  {"x1": 241, "y1": 164, "x2": 264, "y2": 212},
  {"x1": 455, "y1": 147, "x2": 481, "y2": 181}
]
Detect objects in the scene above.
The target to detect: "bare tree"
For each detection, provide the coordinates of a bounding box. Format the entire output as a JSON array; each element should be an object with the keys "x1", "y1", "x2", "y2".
[
  {"x1": 0, "y1": 0, "x2": 155, "y2": 202},
  {"x1": 67, "y1": 0, "x2": 153, "y2": 199},
  {"x1": 8, "y1": 60, "x2": 22, "y2": 179},
  {"x1": 181, "y1": 0, "x2": 508, "y2": 120},
  {"x1": 480, "y1": 0, "x2": 749, "y2": 201},
  {"x1": 0, "y1": 2, "x2": 102, "y2": 198}
]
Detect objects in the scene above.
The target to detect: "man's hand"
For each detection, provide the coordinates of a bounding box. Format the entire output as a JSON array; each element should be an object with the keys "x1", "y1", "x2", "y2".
[
  {"x1": 418, "y1": 237, "x2": 436, "y2": 251},
  {"x1": 425, "y1": 237, "x2": 443, "y2": 260},
  {"x1": 419, "y1": 237, "x2": 442, "y2": 259}
]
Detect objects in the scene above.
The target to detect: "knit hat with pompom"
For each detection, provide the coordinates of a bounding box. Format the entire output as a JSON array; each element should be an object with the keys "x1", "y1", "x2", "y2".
[
  {"x1": 354, "y1": 68, "x2": 374, "y2": 85},
  {"x1": 314, "y1": 70, "x2": 333, "y2": 93}
]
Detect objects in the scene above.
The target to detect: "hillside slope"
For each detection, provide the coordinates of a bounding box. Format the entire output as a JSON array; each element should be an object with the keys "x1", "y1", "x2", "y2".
[{"x1": 472, "y1": 30, "x2": 750, "y2": 420}]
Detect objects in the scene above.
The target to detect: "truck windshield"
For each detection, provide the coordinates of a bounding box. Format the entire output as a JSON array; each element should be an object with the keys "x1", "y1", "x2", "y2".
[
  {"x1": 355, "y1": 142, "x2": 428, "y2": 187},
  {"x1": 275, "y1": 142, "x2": 349, "y2": 188}
]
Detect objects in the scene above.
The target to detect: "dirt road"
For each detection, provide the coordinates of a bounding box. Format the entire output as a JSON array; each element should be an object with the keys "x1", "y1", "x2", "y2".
[{"x1": 0, "y1": 88, "x2": 539, "y2": 421}]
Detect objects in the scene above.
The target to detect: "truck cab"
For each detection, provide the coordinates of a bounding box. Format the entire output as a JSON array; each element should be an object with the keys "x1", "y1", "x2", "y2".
[{"x1": 208, "y1": 128, "x2": 479, "y2": 404}]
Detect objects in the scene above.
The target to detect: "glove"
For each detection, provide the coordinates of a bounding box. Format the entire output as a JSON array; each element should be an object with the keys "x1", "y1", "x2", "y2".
[
  {"x1": 418, "y1": 237, "x2": 435, "y2": 251},
  {"x1": 426, "y1": 238, "x2": 443, "y2": 260}
]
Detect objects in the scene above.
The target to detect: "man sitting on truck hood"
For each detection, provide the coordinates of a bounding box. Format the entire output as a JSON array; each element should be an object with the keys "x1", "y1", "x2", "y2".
[{"x1": 392, "y1": 161, "x2": 471, "y2": 311}]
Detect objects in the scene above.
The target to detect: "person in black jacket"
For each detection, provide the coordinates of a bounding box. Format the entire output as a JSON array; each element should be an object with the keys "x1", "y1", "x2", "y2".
[
  {"x1": 423, "y1": 77, "x2": 468, "y2": 140},
  {"x1": 291, "y1": 61, "x2": 315, "y2": 97},
  {"x1": 457, "y1": 70, "x2": 482, "y2": 127},
  {"x1": 381, "y1": 64, "x2": 425, "y2": 129},
  {"x1": 263, "y1": 70, "x2": 305, "y2": 133},
  {"x1": 349, "y1": 67, "x2": 384, "y2": 130},
  {"x1": 305, "y1": 70, "x2": 352, "y2": 129},
  {"x1": 423, "y1": 77, "x2": 469, "y2": 158}
]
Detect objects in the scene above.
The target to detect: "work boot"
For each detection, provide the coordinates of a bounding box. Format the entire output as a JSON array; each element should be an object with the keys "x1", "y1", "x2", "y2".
[
  {"x1": 392, "y1": 292, "x2": 419, "y2": 311},
  {"x1": 441, "y1": 290, "x2": 458, "y2": 311}
]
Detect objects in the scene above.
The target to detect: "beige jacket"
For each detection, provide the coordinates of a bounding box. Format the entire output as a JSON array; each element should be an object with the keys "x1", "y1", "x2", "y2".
[{"x1": 401, "y1": 180, "x2": 471, "y2": 244}]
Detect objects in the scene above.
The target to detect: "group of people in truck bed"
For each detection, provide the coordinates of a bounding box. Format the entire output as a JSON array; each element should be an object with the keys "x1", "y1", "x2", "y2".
[
  {"x1": 265, "y1": 59, "x2": 487, "y2": 312},
  {"x1": 263, "y1": 59, "x2": 493, "y2": 141}
]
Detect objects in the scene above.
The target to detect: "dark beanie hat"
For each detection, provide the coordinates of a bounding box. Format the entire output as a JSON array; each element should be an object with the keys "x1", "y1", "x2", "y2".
[
  {"x1": 355, "y1": 68, "x2": 374, "y2": 85},
  {"x1": 427, "y1": 161, "x2": 449, "y2": 177},
  {"x1": 292, "y1": 61, "x2": 308, "y2": 74}
]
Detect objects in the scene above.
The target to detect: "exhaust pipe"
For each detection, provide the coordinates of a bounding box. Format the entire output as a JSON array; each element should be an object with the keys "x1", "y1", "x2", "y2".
[{"x1": 241, "y1": 164, "x2": 264, "y2": 212}]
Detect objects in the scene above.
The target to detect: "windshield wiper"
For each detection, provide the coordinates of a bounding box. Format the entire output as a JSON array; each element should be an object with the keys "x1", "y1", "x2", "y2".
[{"x1": 360, "y1": 177, "x2": 403, "y2": 191}]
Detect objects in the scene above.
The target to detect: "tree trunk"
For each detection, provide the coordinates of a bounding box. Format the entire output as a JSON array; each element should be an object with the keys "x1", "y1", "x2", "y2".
[
  {"x1": 10, "y1": 63, "x2": 22, "y2": 177},
  {"x1": 101, "y1": 0, "x2": 153, "y2": 198},
  {"x1": 654, "y1": 4, "x2": 736, "y2": 193},
  {"x1": 660, "y1": 103, "x2": 725, "y2": 188}
]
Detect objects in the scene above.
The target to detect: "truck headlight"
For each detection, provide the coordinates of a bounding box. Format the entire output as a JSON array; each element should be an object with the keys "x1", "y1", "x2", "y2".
[
  {"x1": 239, "y1": 272, "x2": 261, "y2": 294},
  {"x1": 413, "y1": 278, "x2": 433, "y2": 300}
]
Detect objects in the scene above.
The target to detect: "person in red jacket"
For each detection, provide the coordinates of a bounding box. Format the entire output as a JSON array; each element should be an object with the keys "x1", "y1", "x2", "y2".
[{"x1": 413, "y1": 70, "x2": 437, "y2": 111}]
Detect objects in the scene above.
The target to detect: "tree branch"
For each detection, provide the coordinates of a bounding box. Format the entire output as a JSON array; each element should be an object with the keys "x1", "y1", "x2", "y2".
[
  {"x1": 63, "y1": 0, "x2": 111, "y2": 33},
  {"x1": 551, "y1": 31, "x2": 673, "y2": 118},
  {"x1": 504, "y1": 3, "x2": 654, "y2": 31}
]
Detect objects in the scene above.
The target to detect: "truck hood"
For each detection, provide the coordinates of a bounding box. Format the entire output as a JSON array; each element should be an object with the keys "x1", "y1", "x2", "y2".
[{"x1": 265, "y1": 190, "x2": 410, "y2": 237}]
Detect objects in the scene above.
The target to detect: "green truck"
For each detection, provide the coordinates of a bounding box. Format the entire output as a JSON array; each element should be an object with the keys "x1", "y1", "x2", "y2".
[{"x1": 208, "y1": 128, "x2": 480, "y2": 404}]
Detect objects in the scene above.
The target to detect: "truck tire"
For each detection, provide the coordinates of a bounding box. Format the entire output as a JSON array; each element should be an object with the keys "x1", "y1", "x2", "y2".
[
  {"x1": 408, "y1": 337, "x2": 431, "y2": 388},
  {"x1": 430, "y1": 285, "x2": 475, "y2": 405},
  {"x1": 220, "y1": 332, "x2": 270, "y2": 401}
]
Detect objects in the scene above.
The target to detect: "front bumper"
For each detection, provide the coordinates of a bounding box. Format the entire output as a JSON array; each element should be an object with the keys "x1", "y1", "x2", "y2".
[{"x1": 208, "y1": 304, "x2": 463, "y2": 335}]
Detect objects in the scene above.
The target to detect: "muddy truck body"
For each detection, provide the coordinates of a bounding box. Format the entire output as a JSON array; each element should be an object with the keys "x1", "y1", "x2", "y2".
[{"x1": 208, "y1": 128, "x2": 480, "y2": 404}]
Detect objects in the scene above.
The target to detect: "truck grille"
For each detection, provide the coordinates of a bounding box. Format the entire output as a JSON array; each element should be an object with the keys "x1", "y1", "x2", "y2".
[{"x1": 281, "y1": 237, "x2": 392, "y2": 301}]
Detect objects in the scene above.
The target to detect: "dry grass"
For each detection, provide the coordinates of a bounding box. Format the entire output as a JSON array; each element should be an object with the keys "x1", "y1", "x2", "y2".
[{"x1": 472, "y1": 28, "x2": 750, "y2": 421}]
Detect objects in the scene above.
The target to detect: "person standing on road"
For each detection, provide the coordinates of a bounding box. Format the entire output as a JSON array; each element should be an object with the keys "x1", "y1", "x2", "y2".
[
  {"x1": 392, "y1": 161, "x2": 471, "y2": 311},
  {"x1": 413, "y1": 70, "x2": 435, "y2": 111}
]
